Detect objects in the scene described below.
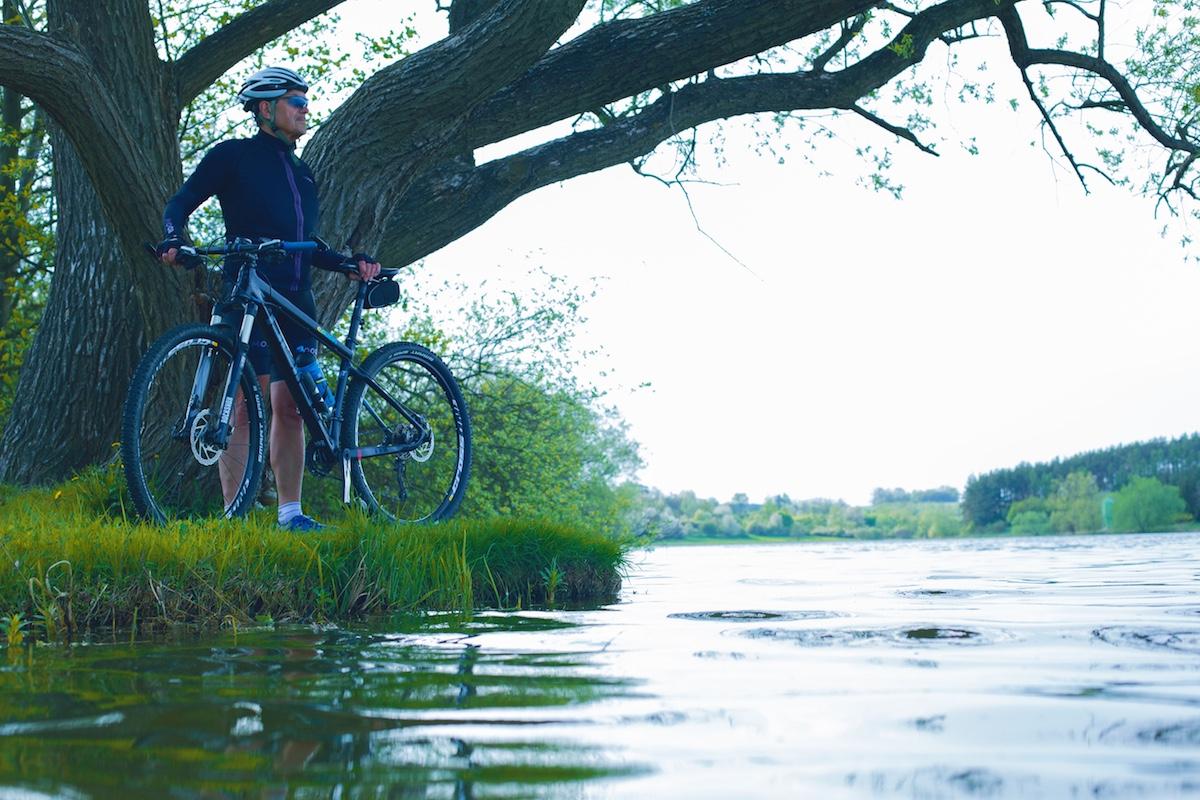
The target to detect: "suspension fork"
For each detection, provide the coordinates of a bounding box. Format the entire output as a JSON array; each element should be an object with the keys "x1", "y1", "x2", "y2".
[
  {"x1": 207, "y1": 303, "x2": 259, "y2": 448},
  {"x1": 174, "y1": 344, "x2": 219, "y2": 441}
]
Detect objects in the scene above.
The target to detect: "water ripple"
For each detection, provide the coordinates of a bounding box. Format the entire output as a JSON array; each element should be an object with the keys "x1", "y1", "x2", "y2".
[
  {"x1": 743, "y1": 625, "x2": 1004, "y2": 647},
  {"x1": 896, "y1": 588, "x2": 980, "y2": 599},
  {"x1": 1097, "y1": 718, "x2": 1200, "y2": 746},
  {"x1": 1093, "y1": 627, "x2": 1200, "y2": 655},
  {"x1": 668, "y1": 610, "x2": 841, "y2": 622}
]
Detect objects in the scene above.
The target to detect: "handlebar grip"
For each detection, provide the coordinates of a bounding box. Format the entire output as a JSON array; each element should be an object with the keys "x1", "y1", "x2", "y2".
[
  {"x1": 178, "y1": 251, "x2": 204, "y2": 270},
  {"x1": 142, "y1": 240, "x2": 203, "y2": 269}
]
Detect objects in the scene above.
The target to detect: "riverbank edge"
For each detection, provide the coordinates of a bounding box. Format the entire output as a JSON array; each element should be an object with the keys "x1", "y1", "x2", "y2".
[
  {"x1": 645, "y1": 527, "x2": 1200, "y2": 546},
  {"x1": 0, "y1": 477, "x2": 626, "y2": 644}
]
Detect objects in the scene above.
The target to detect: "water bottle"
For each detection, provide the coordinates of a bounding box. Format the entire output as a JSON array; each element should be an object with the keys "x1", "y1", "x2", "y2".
[{"x1": 296, "y1": 356, "x2": 334, "y2": 414}]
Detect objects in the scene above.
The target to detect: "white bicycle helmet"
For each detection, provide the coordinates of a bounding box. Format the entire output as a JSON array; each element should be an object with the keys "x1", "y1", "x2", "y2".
[{"x1": 238, "y1": 67, "x2": 308, "y2": 111}]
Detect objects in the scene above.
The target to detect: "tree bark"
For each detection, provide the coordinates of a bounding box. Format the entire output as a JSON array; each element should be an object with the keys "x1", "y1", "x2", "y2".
[
  {"x1": 0, "y1": 0, "x2": 186, "y2": 482},
  {"x1": 0, "y1": 0, "x2": 22, "y2": 330}
]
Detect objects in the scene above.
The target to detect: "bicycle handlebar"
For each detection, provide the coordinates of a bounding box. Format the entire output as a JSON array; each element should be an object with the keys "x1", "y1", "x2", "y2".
[{"x1": 141, "y1": 238, "x2": 399, "y2": 278}]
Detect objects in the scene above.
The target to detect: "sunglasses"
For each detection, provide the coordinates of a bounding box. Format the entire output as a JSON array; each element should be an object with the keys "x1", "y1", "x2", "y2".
[{"x1": 281, "y1": 95, "x2": 309, "y2": 110}]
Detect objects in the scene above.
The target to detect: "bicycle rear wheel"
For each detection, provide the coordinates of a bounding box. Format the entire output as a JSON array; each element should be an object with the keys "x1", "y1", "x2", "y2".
[
  {"x1": 343, "y1": 342, "x2": 471, "y2": 522},
  {"x1": 121, "y1": 324, "x2": 266, "y2": 523}
]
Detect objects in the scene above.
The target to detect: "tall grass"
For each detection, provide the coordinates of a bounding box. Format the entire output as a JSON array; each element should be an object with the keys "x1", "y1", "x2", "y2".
[{"x1": 0, "y1": 467, "x2": 627, "y2": 642}]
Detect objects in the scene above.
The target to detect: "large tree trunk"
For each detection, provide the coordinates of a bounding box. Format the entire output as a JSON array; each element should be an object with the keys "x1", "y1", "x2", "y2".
[{"x1": 0, "y1": 0, "x2": 186, "y2": 482}]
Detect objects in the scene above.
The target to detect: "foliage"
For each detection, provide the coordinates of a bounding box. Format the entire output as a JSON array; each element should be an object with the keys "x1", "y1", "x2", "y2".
[
  {"x1": 386, "y1": 268, "x2": 642, "y2": 536},
  {"x1": 1048, "y1": 470, "x2": 1103, "y2": 534},
  {"x1": 1008, "y1": 509, "x2": 1053, "y2": 536},
  {"x1": 1006, "y1": 496, "x2": 1053, "y2": 535},
  {"x1": 872, "y1": 485, "x2": 960, "y2": 504},
  {"x1": 1108, "y1": 0, "x2": 1200, "y2": 248},
  {"x1": 580, "y1": 1, "x2": 1199, "y2": 247},
  {"x1": 633, "y1": 487, "x2": 965, "y2": 541},
  {"x1": 0, "y1": 1, "x2": 51, "y2": 423},
  {"x1": 1111, "y1": 475, "x2": 1188, "y2": 533},
  {"x1": 963, "y1": 433, "x2": 1200, "y2": 528}
]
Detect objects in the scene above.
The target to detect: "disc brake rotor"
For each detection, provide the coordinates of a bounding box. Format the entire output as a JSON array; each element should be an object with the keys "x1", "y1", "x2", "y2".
[
  {"x1": 409, "y1": 427, "x2": 434, "y2": 463},
  {"x1": 190, "y1": 409, "x2": 222, "y2": 466}
]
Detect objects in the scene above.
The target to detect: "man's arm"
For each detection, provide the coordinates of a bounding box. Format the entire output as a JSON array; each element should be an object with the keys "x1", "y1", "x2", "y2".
[{"x1": 160, "y1": 142, "x2": 236, "y2": 264}]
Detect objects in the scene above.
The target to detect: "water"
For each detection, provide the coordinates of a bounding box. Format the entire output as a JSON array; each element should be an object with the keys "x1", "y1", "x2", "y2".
[{"x1": 1, "y1": 533, "x2": 1198, "y2": 798}]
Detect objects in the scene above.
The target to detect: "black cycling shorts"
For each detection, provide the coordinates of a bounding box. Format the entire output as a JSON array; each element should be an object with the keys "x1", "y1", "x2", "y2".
[{"x1": 219, "y1": 281, "x2": 318, "y2": 382}]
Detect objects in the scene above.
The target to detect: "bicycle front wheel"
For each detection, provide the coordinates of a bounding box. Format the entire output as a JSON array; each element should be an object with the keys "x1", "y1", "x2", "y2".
[
  {"x1": 121, "y1": 324, "x2": 266, "y2": 523},
  {"x1": 344, "y1": 342, "x2": 471, "y2": 522}
]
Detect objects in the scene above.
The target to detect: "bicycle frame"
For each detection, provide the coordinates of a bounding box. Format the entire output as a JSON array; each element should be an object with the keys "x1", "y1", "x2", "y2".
[{"x1": 190, "y1": 245, "x2": 428, "y2": 504}]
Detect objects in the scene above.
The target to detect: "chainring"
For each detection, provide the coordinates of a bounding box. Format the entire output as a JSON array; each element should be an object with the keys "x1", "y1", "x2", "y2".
[{"x1": 305, "y1": 441, "x2": 337, "y2": 478}]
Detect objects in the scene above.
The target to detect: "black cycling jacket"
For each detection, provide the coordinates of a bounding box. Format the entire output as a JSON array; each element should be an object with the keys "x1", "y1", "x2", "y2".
[{"x1": 162, "y1": 130, "x2": 343, "y2": 291}]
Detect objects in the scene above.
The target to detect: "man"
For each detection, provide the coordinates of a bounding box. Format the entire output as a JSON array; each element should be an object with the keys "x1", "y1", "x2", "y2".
[{"x1": 158, "y1": 66, "x2": 380, "y2": 531}]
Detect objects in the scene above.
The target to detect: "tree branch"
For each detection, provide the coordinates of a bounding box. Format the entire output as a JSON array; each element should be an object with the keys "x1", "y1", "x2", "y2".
[
  {"x1": 999, "y1": 6, "x2": 1196, "y2": 156},
  {"x1": 1042, "y1": 0, "x2": 1099, "y2": 24},
  {"x1": 852, "y1": 104, "x2": 938, "y2": 155},
  {"x1": 0, "y1": 25, "x2": 169, "y2": 255},
  {"x1": 464, "y1": 0, "x2": 883, "y2": 150},
  {"x1": 373, "y1": 0, "x2": 1011, "y2": 267},
  {"x1": 172, "y1": 0, "x2": 348, "y2": 106},
  {"x1": 813, "y1": 14, "x2": 870, "y2": 72},
  {"x1": 305, "y1": 0, "x2": 586, "y2": 250},
  {"x1": 0, "y1": 25, "x2": 84, "y2": 107}
]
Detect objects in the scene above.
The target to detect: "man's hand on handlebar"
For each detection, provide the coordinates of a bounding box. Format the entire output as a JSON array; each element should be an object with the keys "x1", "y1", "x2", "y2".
[
  {"x1": 349, "y1": 252, "x2": 381, "y2": 282},
  {"x1": 155, "y1": 237, "x2": 204, "y2": 269},
  {"x1": 156, "y1": 237, "x2": 187, "y2": 267}
]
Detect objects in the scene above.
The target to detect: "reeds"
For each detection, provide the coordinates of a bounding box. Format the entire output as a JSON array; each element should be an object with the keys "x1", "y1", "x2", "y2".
[{"x1": 0, "y1": 468, "x2": 627, "y2": 642}]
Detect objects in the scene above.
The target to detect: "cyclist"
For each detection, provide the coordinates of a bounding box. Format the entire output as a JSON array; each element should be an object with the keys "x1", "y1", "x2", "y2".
[{"x1": 157, "y1": 66, "x2": 380, "y2": 531}]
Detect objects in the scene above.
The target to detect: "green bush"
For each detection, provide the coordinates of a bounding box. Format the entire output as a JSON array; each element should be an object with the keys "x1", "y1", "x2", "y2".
[{"x1": 1111, "y1": 476, "x2": 1189, "y2": 533}]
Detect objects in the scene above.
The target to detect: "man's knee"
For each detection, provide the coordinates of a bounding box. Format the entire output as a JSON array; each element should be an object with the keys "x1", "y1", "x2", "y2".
[{"x1": 270, "y1": 384, "x2": 303, "y2": 429}]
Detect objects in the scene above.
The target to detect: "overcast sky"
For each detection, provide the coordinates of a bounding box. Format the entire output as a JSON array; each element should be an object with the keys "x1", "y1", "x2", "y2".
[{"x1": 337, "y1": 1, "x2": 1196, "y2": 505}]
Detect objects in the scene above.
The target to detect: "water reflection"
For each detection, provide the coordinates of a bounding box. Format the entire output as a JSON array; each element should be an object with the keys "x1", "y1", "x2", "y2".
[
  {"x1": 0, "y1": 624, "x2": 640, "y2": 797},
  {"x1": 2, "y1": 533, "x2": 1199, "y2": 798},
  {"x1": 667, "y1": 610, "x2": 840, "y2": 622}
]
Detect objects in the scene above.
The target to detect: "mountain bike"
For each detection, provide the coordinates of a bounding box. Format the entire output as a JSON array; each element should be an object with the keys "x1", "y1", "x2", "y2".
[{"x1": 121, "y1": 237, "x2": 471, "y2": 524}]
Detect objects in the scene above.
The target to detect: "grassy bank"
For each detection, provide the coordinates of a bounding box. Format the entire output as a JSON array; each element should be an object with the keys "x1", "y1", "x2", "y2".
[{"x1": 0, "y1": 470, "x2": 626, "y2": 643}]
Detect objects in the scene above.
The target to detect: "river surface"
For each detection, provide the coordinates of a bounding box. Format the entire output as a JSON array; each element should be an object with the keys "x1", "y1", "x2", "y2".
[{"x1": 1, "y1": 533, "x2": 1198, "y2": 798}]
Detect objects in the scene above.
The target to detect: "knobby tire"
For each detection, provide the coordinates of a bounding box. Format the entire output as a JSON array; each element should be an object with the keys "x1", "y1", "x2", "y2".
[{"x1": 121, "y1": 323, "x2": 266, "y2": 523}]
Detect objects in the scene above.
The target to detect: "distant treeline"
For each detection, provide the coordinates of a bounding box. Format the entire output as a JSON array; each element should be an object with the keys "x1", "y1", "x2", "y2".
[
  {"x1": 872, "y1": 485, "x2": 959, "y2": 504},
  {"x1": 962, "y1": 433, "x2": 1200, "y2": 529},
  {"x1": 633, "y1": 488, "x2": 962, "y2": 541}
]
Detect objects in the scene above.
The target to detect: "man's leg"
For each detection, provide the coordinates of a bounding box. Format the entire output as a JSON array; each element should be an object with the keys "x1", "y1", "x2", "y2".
[
  {"x1": 270, "y1": 287, "x2": 322, "y2": 529},
  {"x1": 270, "y1": 378, "x2": 305, "y2": 507},
  {"x1": 220, "y1": 375, "x2": 271, "y2": 507}
]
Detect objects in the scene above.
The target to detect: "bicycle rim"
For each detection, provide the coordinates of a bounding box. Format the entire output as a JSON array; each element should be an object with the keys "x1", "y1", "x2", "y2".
[
  {"x1": 348, "y1": 346, "x2": 470, "y2": 522},
  {"x1": 124, "y1": 331, "x2": 264, "y2": 522}
]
